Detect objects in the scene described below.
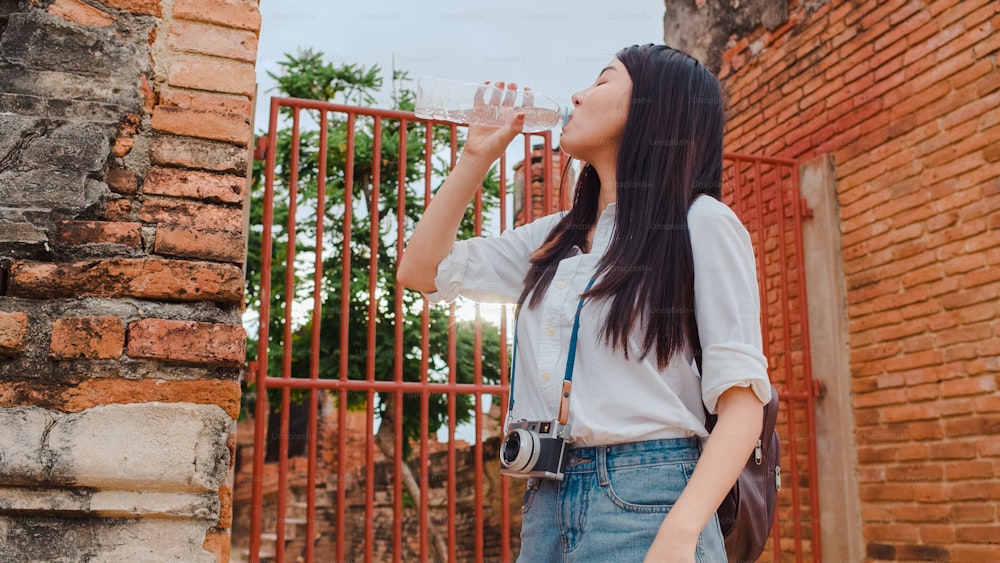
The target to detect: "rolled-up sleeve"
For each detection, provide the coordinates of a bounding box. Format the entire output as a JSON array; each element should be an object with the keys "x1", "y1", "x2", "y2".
[
  {"x1": 425, "y1": 212, "x2": 566, "y2": 304},
  {"x1": 689, "y1": 196, "x2": 771, "y2": 413}
]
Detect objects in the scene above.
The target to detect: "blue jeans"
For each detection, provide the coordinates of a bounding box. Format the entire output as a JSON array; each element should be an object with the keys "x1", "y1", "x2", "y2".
[{"x1": 517, "y1": 437, "x2": 727, "y2": 562}]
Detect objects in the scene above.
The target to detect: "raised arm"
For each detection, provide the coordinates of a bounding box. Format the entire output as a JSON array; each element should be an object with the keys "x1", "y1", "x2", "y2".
[{"x1": 397, "y1": 82, "x2": 526, "y2": 293}]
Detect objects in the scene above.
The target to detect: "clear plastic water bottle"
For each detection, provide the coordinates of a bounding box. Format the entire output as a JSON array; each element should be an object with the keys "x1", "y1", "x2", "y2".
[{"x1": 414, "y1": 77, "x2": 569, "y2": 133}]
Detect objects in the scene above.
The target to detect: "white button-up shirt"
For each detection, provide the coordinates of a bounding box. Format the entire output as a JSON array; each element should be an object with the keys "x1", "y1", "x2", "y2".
[{"x1": 427, "y1": 195, "x2": 771, "y2": 446}]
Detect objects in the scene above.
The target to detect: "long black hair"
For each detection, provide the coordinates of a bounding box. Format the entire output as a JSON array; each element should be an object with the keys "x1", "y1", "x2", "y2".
[{"x1": 518, "y1": 44, "x2": 727, "y2": 369}]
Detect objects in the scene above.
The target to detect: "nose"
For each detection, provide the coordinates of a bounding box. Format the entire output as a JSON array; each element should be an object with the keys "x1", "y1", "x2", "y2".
[{"x1": 571, "y1": 90, "x2": 583, "y2": 107}]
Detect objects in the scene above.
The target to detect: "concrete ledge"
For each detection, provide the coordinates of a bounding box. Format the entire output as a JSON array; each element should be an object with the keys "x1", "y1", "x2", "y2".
[
  {"x1": 0, "y1": 487, "x2": 219, "y2": 520},
  {"x1": 0, "y1": 515, "x2": 216, "y2": 562},
  {"x1": 0, "y1": 403, "x2": 232, "y2": 492}
]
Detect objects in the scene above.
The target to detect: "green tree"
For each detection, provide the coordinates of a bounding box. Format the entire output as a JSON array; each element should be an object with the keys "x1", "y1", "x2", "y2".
[{"x1": 244, "y1": 49, "x2": 505, "y2": 464}]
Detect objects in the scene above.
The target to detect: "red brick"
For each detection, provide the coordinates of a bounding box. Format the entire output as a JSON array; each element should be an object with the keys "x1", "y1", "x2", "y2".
[
  {"x1": 154, "y1": 225, "x2": 245, "y2": 264},
  {"x1": 891, "y1": 503, "x2": 949, "y2": 522},
  {"x1": 943, "y1": 415, "x2": 1000, "y2": 439},
  {"x1": 929, "y1": 440, "x2": 978, "y2": 459},
  {"x1": 143, "y1": 167, "x2": 245, "y2": 205},
  {"x1": 150, "y1": 135, "x2": 249, "y2": 174},
  {"x1": 950, "y1": 504, "x2": 997, "y2": 525},
  {"x1": 61, "y1": 378, "x2": 241, "y2": 419},
  {"x1": 52, "y1": 220, "x2": 141, "y2": 248},
  {"x1": 151, "y1": 106, "x2": 251, "y2": 145},
  {"x1": 0, "y1": 312, "x2": 28, "y2": 355},
  {"x1": 168, "y1": 55, "x2": 256, "y2": 97},
  {"x1": 955, "y1": 525, "x2": 1000, "y2": 544},
  {"x1": 168, "y1": 20, "x2": 257, "y2": 62},
  {"x1": 126, "y1": 318, "x2": 246, "y2": 368},
  {"x1": 951, "y1": 546, "x2": 1000, "y2": 561},
  {"x1": 919, "y1": 524, "x2": 956, "y2": 544},
  {"x1": 882, "y1": 402, "x2": 941, "y2": 423},
  {"x1": 103, "y1": 199, "x2": 133, "y2": 221},
  {"x1": 8, "y1": 259, "x2": 243, "y2": 304},
  {"x1": 48, "y1": 0, "x2": 114, "y2": 26},
  {"x1": 217, "y1": 485, "x2": 233, "y2": 528},
  {"x1": 49, "y1": 317, "x2": 125, "y2": 360},
  {"x1": 160, "y1": 89, "x2": 252, "y2": 116},
  {"x1": 101, "y1": 0, "x2": 160, "y2": 16},
  {"x1": 202, "y1": 529, "x2": 231, "y2": 563},
  {"x1": 112, "y1": 136, "x2": 134, "y2": 157},
  {"x1": 106, "y1": 168, "x2": 138, "y2": 195},
  {"x1": 142, "y1": 192, "x2": 243, "y2": 230},
  {"x1": 173, "y1": 0, "x2": 261, "y2": 31}
]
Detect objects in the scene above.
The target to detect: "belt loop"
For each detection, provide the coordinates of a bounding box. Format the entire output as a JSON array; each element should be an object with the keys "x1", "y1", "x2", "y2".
[{"x1": 596, "y1": 446, "x2": 609, "y2": 486}]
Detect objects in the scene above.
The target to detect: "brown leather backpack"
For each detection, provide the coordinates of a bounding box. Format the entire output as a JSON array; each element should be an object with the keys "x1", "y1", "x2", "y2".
[{"x1": 704, "y1": 383, "x2": 781, "y2": 563}]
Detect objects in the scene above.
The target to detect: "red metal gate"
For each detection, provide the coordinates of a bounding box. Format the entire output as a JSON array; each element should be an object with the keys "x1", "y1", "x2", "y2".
[{"x1": 237, "y1": 96, "x2": 822, "y2": 562}]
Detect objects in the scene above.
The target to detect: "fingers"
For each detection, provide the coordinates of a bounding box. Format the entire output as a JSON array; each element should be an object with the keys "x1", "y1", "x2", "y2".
[
  {"x1": 489, "y1": 81, "x2": 505, "y2": 106},
  {"x1": 502, "y1": 82, "x2": 517, "y2": 107},
  {"x1": 474, "y1": 82, "x2": 489, "y2": 107}
]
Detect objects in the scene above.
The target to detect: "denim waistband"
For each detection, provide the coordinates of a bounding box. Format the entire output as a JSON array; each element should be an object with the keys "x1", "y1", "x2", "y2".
[{"x1": 563, "y1": 437, "x2": 700, "y2": 474}]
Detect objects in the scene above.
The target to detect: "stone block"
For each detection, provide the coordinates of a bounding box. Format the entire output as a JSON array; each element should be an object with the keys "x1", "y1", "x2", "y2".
[
  {"x1": 7, "y1": 258, "x2": 244, "y2": 304},
  {"x1": 126, "y1": 318, "x2": 246, "y2": 368},
  {"x1": 0, "y1": 403, "x2": 232, "y2": 491},
  {"x1": 1, "y1": 11, "x2": 136, "y2": 76},
  {"x1": 101, "y1": 0, "x2": 162, "y2": 17},
  {"x1": 0, "y1": 487, "x2": 218, "y2": 520}
]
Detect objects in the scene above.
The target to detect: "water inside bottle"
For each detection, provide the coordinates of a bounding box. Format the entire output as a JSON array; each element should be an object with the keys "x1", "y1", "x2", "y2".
[{"x1": 439, "y1": 106, "x2": 563, "y2": 133}]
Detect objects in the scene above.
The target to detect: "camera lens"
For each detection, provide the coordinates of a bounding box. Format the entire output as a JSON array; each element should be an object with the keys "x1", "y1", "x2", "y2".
[
  {"x1": 500, "y1": 428, "x2": 540, "y2": 472},
  {"x1": 502, "y1": 432, "x2": 521, "y2": 465}
]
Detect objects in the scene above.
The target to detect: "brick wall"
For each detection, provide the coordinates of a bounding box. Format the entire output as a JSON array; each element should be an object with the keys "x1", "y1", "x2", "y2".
[
  {"x1": 709, "y1": 0, "x2": 998, "y2": 559},
  {"x1": 0, "y1": 0, "x2": 260, "y2": 560}
]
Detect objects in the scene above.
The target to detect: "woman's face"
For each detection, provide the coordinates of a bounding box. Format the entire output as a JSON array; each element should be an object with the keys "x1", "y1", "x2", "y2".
[{"x1": 559, "y1": 58, "x2": 633, "y2": 164}]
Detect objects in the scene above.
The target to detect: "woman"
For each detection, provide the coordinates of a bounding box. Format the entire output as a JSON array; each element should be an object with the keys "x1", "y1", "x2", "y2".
[{"x1": 397, "y1": 44, "x2": 770, "y2": 562}]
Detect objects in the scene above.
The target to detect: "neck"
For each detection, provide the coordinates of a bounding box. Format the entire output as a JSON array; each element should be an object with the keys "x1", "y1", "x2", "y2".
[{"x1": 590, "y1": 159, "x2": 617, "y2": 217}]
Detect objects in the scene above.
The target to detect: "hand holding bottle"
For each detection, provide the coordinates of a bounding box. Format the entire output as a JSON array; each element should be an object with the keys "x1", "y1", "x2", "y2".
[{"x1": 459, "y1": 81, "x2": 527, "y2": 165}]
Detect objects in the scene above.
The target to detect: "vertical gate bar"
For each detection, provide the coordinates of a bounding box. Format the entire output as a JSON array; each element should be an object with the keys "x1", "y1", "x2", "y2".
[
  {"x1": 364, "y1": 116, "x2": 383, "y2": 563},
  {"x1": 447, "y1": 125, "x2": 458, "y2": 563},
  {"x1": 304, "y1": 109, "x2": 330, "y2": 563},
  {"x1": 336, "y1": 112, "x2": 357, "y2": 563},
  {"x1": 523, "y1": 137, "x2": 533, "y2": 224},
  {"x1": 789, "y1": 163, "x2": 822, "y2": 561},
  {"x1": 542, "y1": 132, "x2": 553, "y2": 215},
  {"x1": 276, "y1": 106, "x2": 303, "y2": 563},
  {"x1": 473, "y1": 175, "x2": 484, "y2": 561},
  {"x1": 250, "y1": 96, "x2": 282, "y2": 562},
  {"x1": 773, "y1": 161, "x2": 804, "y2": 561},
  {"x1": 392, "y1": 118, "x2": 408, "y2": 563},
  {"x1": 418, "y1": 122, "x2": 433, "y2": 563},
  {"x1": 750, "y1": 160, "x2": 771, "y2": 362},
  {"x1": 447, "y1": 300, "x2": 458, "y2": 562},
  {"x1": 498, "y1": 151, "x2": 512, "y2": 563}
]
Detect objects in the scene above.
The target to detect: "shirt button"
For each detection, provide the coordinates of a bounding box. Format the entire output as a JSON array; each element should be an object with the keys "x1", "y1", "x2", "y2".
[
  {"x1": 546, "y1": 327, "x2": 556, "y2": 336},
  {"x1": 542, "y1": 372, "x2": 551, "y2": 382},
  {"x1": 556, "y1": 281, "x2": 567, "y2": 289}
]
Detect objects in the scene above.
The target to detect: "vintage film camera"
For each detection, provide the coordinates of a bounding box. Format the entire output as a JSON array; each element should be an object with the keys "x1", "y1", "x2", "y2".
[{"x1": 499, "y1": 419, "x2": 570, "y2": 480}]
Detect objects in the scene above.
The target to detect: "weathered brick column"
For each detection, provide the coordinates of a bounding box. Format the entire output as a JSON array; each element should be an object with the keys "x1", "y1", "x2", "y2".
[{"x1": 0, "y1": 0, "x2": 260, "y2": 560}]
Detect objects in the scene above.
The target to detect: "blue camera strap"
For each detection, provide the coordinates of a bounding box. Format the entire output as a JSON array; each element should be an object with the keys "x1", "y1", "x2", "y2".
[{"x1": 508, "y1": 273, "x2": 599, "y2": 428}]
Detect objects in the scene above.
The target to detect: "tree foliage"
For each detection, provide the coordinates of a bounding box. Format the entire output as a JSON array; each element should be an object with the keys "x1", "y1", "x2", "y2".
[{"x1": 245, "y1": 50, "x2": 505, "y2": 459}]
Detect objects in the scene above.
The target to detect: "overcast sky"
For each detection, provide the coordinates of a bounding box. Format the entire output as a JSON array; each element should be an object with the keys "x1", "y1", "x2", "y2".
[{"x1": 254, "y1": 0, "x2": 666, "y2": 131}]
